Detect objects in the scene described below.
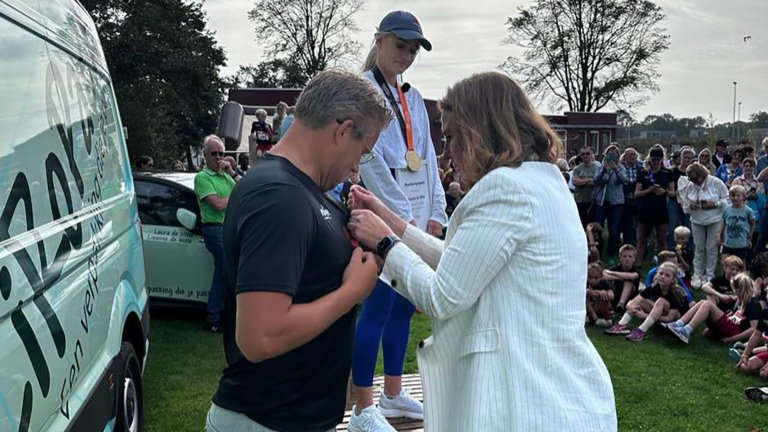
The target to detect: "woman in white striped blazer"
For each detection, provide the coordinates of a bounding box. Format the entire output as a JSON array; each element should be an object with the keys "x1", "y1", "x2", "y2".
[{"x1": 347, "y1": 72, "x2": 617, "y2": 432}]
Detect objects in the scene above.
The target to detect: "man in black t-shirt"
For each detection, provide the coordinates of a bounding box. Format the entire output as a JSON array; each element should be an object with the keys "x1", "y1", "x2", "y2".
[{"x1": 207, "y1": 71, "x2": 391, "y2": 432}]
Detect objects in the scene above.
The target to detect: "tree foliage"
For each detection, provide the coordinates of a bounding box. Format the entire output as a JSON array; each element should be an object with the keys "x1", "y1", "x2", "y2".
[
  {"x1": 82, "y1": 0, "x2": 227, "y2": 167},
  {"x1": 502, "y1": 0, "x2": 670, "y2": 112},
  {"x1": 248, "y1": 0, "x2": 363, "y2": 83},
  {"x1": 232, "y1": 57, "x2": 308, "y2": 89}
]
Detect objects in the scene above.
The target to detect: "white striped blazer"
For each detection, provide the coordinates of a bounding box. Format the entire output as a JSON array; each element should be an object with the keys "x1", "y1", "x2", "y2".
[{"x1": 382, "y1": 163, "x2": 617, "y2": 431}]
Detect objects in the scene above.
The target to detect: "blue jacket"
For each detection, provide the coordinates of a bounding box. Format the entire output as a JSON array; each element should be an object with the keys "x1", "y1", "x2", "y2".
[{"x1": 592, "y1": 164, "x2": 629, "y2": 206}]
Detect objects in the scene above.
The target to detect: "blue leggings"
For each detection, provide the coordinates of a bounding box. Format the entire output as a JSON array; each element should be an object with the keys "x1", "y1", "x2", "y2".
[{"x1": 352, "y1": 279, "x2": 416, "y2": 387}]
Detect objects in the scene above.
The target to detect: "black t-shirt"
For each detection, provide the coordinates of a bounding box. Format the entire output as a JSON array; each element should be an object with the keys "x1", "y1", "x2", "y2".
[
  {"x1": 730, "y1": 297, "x2": 764, "y2": 332},
  {"x1": 708, "y1": 275, "x2": 733, "y2": 295},
  {"x1": 637, "y1": 168, "x2": 673, "y2": 211},
  {"x1": 251, "y1": 121, "x2": 274, "y2": 146},
  {"x1": 757, "y1": 307, "x2": 768, "y2": 334},
  {"x1": 640, "y1": 284, "x2": 690, "y2": 314},
  {"x1": 671, "y1": 167, "x2": 686, "y2": 189},
  {"x1": 214, "y1": 154, "x2": 355, "y2": 432},
  {"x1": 608, "y1": 265, "x2": 643, "y2": 303}
]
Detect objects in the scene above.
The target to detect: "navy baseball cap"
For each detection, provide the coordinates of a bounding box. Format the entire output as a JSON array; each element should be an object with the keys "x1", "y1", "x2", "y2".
[{"x1": 378, "y1": 11, "x2": 432, "y2": 51}]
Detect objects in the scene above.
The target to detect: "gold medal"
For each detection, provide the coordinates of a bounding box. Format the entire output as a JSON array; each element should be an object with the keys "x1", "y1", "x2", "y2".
[{"x1": 406, "y1": 150, "x2": 422, "y2": 172}]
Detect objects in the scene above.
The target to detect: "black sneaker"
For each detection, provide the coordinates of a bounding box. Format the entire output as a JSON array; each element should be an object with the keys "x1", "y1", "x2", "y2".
[
  {"x1": 745, "y1": 387, "x2": 768, "y2": 404},
  {"x1": 204, "y1": 322, "x2": 221, "y2": 333}
]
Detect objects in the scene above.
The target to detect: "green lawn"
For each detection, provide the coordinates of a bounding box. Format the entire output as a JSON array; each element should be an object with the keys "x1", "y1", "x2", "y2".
[{"x1": 144, "y1": 306, "x2": 768, "y2": 432}]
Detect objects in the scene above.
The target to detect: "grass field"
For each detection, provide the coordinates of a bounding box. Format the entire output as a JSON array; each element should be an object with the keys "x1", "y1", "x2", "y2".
[{"x1": 143, "y1": 305, "x2": 768, "y2": 432}]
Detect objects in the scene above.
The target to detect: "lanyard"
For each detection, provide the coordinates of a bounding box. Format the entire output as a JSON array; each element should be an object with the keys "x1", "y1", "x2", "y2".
[{"x1": 371, "y1": 67, "x2": 415, "y2": 154}]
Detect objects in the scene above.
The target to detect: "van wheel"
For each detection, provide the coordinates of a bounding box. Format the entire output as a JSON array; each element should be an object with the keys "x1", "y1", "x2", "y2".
[{"x1": 115, "y1": 341, "x2": 144, "y2": 432}]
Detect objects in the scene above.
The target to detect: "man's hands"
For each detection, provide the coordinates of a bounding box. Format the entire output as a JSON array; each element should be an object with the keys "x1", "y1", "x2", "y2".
[{"x1": 341, "y1": 248, "x2": 380, "y2": 303}]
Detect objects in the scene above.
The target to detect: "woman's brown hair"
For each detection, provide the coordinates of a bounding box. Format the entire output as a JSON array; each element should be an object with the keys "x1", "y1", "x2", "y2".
[{"x1": 439, "y1": 72, "x2": 562, "y2": 187}]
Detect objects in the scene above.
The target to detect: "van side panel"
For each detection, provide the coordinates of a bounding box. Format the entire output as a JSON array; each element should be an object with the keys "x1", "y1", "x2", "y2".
[{"x1": 0, "y1": 4, "x2": 145, "y2": 432}]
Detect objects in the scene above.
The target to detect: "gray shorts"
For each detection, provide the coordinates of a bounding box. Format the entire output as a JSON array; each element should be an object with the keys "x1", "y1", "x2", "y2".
[{"x1": 206, "y1": 403, "x2": 337, "y2": 432}]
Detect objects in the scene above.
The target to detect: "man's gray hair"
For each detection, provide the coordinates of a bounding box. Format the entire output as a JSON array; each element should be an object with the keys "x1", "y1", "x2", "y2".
[
  {"x1": 295, "y1": 70, "x2": 391, "y2": 137},
  {"x1": 763, "y1": 136, "x2": 768, "y2": 146},
  {"x1": 202, "y1": 134, "x2": 224, "y2": 153}
]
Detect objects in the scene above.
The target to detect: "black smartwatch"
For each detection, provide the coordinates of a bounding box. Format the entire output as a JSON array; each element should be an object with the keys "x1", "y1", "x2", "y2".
[{"x1": 376, "y1": 235, "x2": 401, "y2": 259}]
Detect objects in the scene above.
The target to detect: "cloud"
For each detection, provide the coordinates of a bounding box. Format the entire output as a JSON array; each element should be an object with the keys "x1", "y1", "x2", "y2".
[{"x1": 202, "y1": 0, "x2": 768, "y2": 119}]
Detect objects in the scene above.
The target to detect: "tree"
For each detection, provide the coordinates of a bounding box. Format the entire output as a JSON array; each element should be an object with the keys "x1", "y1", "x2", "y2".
[
  {"x1": 248, "y1": 0, "x2": 363, "y2": 83},
  {"x1": 82, "y1": 0, "x2": 227, "y2": 168},
  {"x1": 232, "y1": 57, "x2": 308, "y2": 88},
  {"x1": 749, "y1": 111, "x2": 768, "y2": 129},
  {"x1": 502, "y1": 0, "x2": 670, "y2": 112}
]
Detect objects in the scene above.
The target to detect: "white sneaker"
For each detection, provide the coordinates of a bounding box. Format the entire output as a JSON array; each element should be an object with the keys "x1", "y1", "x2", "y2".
[
  {"x1": 595, "y1": 318, "x2": 613, "y2": 328},
  {"x1": 378, "y1": 389, "x2": 424, "y2": 420},
  {"x1": 691, "y1": 277, "x2": 702, "y2": 289},
  {"x1": 347, "y1": 404, "x2": 396, "y2": 432}
]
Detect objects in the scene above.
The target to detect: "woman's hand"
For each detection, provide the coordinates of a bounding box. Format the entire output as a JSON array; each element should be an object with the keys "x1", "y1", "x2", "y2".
[
  {"x1": 347, "y1": 209, "x2": 395, "y2": 251},
  {"x1": 349, "y1": 185, "x2": 387, "y2": 216},
  {"x1": 349, "y1": 186, "x2": 408, "y2": 237},
  {"x1": 427, "y1": 220, "x2": 443, "y2": 237}
]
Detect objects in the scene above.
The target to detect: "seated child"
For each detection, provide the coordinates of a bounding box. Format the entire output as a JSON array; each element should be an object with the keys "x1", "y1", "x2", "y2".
[
  {"x1": 737, "y1": 305, "x2": 768, "y2": 381},
  {"x1": 646, "y1": 251, "x2": 694, "y2": 305},
  {"x1": 586, "y1": 262, "x2": 614, "y2": 327},
  {"x1": 602, "y1": 244, "x2": 643, "y2": 315},
  {"x1": 605, "y1": 262, "x2": 690, "y2": 341},
  {"x1": 673, "y1": 226, "x2": 693, "y2": 286},
  {"x1": 586, "y1": 222, "x2": 603, "y2": 263},
  {"x1": 664, "y1": 272, "x2": 761, "y2": 344},
  {"x1": 702, "y1": 255, "x2": 744, "y2": 312}
]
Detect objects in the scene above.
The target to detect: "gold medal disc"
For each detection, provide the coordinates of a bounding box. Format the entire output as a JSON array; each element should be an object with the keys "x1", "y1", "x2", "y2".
[{"x1": 406, "y1": 150, "x2": 422, "y2": 172}]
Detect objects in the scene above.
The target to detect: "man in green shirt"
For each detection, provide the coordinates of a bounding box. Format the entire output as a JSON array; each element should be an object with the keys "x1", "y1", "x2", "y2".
[{"x1": 195, "y1": 135, "x2": 239, "y2": 331}]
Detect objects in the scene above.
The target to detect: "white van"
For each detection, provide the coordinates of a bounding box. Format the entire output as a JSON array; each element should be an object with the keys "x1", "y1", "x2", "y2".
[{"x1": 0, "y1": 1, "x2": 149, "y2": 431}]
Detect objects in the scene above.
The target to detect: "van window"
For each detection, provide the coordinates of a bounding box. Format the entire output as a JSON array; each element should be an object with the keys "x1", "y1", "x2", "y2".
[{"x1": 135, "y1": 180, "x2": 198, "y2": 227}]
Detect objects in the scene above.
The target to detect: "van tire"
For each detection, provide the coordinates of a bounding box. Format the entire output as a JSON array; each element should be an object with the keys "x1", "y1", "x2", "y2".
[{"x1": 115, "y1": 341, "x2": 144, "y2": 432}]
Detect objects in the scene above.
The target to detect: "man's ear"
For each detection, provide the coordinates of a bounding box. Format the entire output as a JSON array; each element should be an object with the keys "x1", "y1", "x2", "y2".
[{"x1": 334, "y1": 119, "x2": 354, "y2": 146}]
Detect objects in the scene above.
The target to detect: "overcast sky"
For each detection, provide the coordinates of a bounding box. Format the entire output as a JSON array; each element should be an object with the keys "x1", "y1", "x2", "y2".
[{"x1": 202, "y1": 0, "x2": 767, "y2": 122}]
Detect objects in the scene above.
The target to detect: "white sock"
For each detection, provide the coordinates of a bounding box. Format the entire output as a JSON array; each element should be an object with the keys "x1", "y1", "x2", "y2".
[
  {"x1": 683, "y1": 324, "x2": 694, "y2": 334},
  {"x1": 638, "y1": 317, "x2": 656, "y2": 332},
  {"x1": 618, "y1": 313, "x2": 632, "y2": 326},
  {"x1": 674, "y1": 319, "x2": 685, "y2": 326}
]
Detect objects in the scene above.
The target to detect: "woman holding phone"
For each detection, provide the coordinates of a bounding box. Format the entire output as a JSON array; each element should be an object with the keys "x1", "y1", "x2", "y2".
[
  {"x1": 592, "y1": 144, "x2": 629, "y2": 263},
  {"x1": 349, "y1": 10, "x2": 447, "y2": 432}
]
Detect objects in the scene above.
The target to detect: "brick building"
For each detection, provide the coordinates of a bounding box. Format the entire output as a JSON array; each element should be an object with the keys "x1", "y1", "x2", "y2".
[{"x1": 227, "y1": 88, "x2": 617, "y2": 157}]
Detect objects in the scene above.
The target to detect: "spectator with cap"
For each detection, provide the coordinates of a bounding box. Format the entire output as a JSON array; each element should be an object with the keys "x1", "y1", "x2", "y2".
[
  {"x1": 714, "y1": 147, "x2": 744, "y2": 186},
  {"x1": 350, "y1": 10, "x2": 446, "y2": 431},
  {"x1": 195, "y1": 135, "x2": 240, "y2": 332},
  {"x1": 635, "y1": 145, "x2": 674, "y2": 264},
  {"x1": 713, "y1": 139, "x2": 732, "y2": 169}
]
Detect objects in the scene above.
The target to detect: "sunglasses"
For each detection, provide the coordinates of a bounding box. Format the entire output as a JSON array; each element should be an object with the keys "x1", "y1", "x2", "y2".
[
  {"x1": 650, "y1": 158, "x2": 662, "y2": 162},
  {"x1": 209, "y1": 151, "x2": 225, "y2": 157},
  {"x1": 581, "y1": 153, "x2": 593, "y2": 157}
]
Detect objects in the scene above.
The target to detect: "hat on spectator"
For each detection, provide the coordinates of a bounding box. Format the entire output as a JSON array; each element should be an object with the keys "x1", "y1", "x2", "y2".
[
  {"x1": 378, "y1": 11, "x2": 432, "y2": 51},
  {"x1": 649, "y1": 148, "x2": 664, "y2": 159},
  {"x1": 716, "y1": 139, "x2": 730, "y2": 148}
]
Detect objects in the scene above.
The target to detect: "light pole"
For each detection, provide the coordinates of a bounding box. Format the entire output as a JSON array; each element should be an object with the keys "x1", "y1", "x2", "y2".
[
  {"x1": 733, "y1": 81, "x2": 738, "y2": 141},
  {"x1": 738, "y1": 101, "x2": 742, "y2": 140}
]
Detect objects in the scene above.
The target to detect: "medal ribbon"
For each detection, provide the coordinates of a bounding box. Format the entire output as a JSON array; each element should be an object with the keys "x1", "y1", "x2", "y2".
[
  {"x1": 371, "y1": 67, "x2": 415, "y2": 154},
  {"x1": 396, "y1": 84, "x2": 415, "y2": 154}
]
